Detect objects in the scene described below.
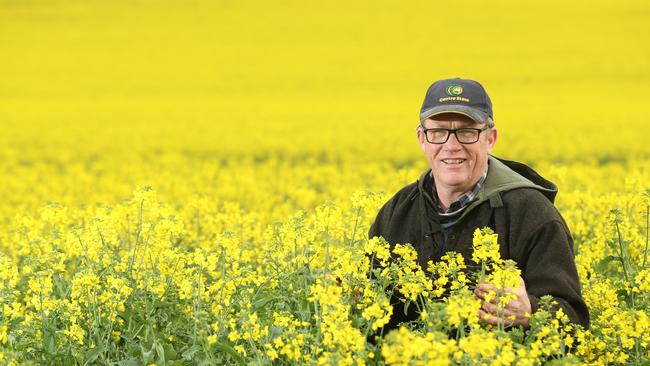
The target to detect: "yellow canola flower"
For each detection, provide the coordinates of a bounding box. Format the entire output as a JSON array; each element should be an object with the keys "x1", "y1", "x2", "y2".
[
  {"x1": 0, "y1": 254, "x2": 19, "y2": 291},
  {"x1": 472, "y1": 228, "x2": 501, "y2": 265},
  {"x1": 64, "y1": 323, "x2": 85, "y2": 345},
  {"x1": 365, "y1": 237, "x2": 391, "y2": 267},
  {"x1": 382, "y1": 327, "x2": 456, "y2": 365},
  {"x1": 0, "y1": 325, "x2": 8, "y2": 344},
  {"x1": 635, "y1": 269, "x2": 650, "y2": 292},
  {"x1": 444, "y1": 289, "x2": 481, "y2": 329},
  {"x1": 456, "y1": 329, "x2": 518, "y2": 364},
  {"x1": 360, "y1": 297, "x2": 392, "y2": 331},
  {"x1": 428, "y1": 252, "x2": 469, "y2": 297},
  {"x1": 392, "y1": 244, "x2": 433, "y2": 301},
  {"x1": 486, "y1": 260, "x2": 521, "y2": 290}
]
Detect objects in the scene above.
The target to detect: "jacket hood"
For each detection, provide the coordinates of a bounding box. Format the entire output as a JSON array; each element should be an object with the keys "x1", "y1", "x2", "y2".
[
  {"x1": 480, "y1": 155, "x2": 557, "y2": 202},
  {"x1": 416, "y1": 155, "x2": 558, "y2": 219}
]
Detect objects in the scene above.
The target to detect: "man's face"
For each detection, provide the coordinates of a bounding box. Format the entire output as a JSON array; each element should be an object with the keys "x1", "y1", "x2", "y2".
[{"x1": 417, "y1": 113, "x2": 497, "y2": 194}]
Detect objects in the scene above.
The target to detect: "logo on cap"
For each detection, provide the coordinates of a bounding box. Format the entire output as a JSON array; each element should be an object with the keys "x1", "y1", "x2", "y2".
[{"x1": 446, "y1": 85, "x2": 463, "y2": 96}]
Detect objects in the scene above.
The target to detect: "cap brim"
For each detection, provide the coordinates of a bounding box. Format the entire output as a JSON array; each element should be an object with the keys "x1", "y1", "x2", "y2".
[{"x1": 420, "y1": 105, "x2": 489, "y2": 124}]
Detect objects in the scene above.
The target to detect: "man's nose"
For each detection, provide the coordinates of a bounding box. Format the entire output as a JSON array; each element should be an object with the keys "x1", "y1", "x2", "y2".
[{"x1": 443, "y1": 132, "x2": 462, "y2": 150}]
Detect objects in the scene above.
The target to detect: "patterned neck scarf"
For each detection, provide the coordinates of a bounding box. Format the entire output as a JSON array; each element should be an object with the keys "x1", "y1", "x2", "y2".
[{"x1": 430, "y1": 163, "x2": 489, "y2": 229}]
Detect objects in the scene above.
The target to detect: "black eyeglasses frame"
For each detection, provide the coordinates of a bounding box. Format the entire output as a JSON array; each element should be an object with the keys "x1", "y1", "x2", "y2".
[{"x1": 419, "y1": 126, "x2": 489, "y2": 144}]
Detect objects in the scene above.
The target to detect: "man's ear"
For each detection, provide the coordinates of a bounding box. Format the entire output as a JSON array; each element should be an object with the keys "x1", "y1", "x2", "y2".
[
  {"x1": 416, "y1": 125, "x2": 427, "y2": 152},
  {"x1": 486, "y1": 127, "x2": 498, "y2": 153}
]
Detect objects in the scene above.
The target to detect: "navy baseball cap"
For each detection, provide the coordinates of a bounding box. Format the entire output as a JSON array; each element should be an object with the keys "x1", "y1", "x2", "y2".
[{"x1": 420, "y1": 78, "x2": 493, "y2": 124}]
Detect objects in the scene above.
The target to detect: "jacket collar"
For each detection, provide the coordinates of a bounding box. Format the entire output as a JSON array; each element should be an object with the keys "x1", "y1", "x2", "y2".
[{"x1": 416, "y1": 155, "x2": 558, "y2": 223}]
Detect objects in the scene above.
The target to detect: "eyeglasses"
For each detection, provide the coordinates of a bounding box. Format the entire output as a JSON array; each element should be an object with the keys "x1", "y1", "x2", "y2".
[{"x1": 420, "y1": 126, "x2": 489, "y2": 144}]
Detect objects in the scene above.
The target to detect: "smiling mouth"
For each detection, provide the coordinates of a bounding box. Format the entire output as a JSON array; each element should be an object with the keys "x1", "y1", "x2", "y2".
[{"x1": 442, "y1": 159, "x2": 466, "y2": 165}]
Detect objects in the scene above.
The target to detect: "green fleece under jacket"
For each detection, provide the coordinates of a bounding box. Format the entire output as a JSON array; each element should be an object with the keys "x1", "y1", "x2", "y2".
[{"x1": 368, "y1": 155, "x2": 590, "y2": 330}]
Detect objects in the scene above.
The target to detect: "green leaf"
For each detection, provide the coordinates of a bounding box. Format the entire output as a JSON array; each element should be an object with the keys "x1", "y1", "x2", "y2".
[
  {"x1": 140, "y1": 343, "x2": 155, "y2": 364},
  {"x1": 212, "y1": 343, "x2": 245, "y2": 365},
  {"x1": 595, "y1": 255, "x2": 618, "y2": 273},
  {"x1": 84, "y1": 345, "x2": 103, "y2": 364},
  {"x1": 63, "y1": 355, "x2": 76, "y2": 366},
  {"x1": 403, "y1": 300, "x2": 411, "y2": 315},
  {"x1": 155, "y1": 340, "x2": 166, "y2": 364},
  {"x1": 43, "y1": 328, "x2": 57, "y2": 354},
  {"x1": 120, "y1": 357, "x2": 141, "y2": 366},
  {"x1": 163, "y1": 343, "x2": 177, "y2": 360},
  {"x1": 269, "y1": 325, "x2": 283, "y2": 338},
  {"x1": 52, "y1": 273, "x2": 71, "y2": 298},
  {"x1": 181, "y1": 344, "x2": 201, "y2": 361},
  {"x1": 252, "y1": 296, "x2": 274, "y2": 310},
  {"x1": 616, "y1": 288, "x2": 631, "y2": 301}
]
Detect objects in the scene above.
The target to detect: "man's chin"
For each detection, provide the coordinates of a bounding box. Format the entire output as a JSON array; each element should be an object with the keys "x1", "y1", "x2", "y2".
[
  {"x1": 434, "y1": 173, "x2": 468, "y2": 186},
  {"x1": 435, "y1": 180, "x2": 471, "y2": 192}
]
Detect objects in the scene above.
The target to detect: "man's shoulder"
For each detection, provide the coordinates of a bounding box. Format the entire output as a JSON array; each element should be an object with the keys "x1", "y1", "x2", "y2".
[
  {"x1": 372, "y1": 181, "x2": 421, "y2": 222},
  {"x1": 369, "y1": 180, "x2": 424, "y2": 240},
  {"x1": 498, "y1": 187, "x2": 566, "y2": 225},
  {"x1": 381, "y1": 181, "x2": 421, "y2": 209},
  {"x1": 500, "y1": 187, "x2": 556, "y2": 208},
  {"x1": 392, "y1": 180, "x2": 420, "y2": 199}
]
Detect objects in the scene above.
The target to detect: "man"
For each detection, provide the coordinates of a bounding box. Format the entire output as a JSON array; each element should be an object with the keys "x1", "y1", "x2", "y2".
[{"x1": 368, "y1": 78, "x2": 589, "y2": 330}]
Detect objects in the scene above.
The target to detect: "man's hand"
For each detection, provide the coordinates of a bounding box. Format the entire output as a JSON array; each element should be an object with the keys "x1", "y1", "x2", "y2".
[{"x1": 474, "y1": 276, "x2": 532, "y2": 327}]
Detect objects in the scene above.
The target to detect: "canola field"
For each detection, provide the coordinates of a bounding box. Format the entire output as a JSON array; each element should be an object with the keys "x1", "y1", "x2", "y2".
[{"x1": 1, "y1": 0, "x2": 649, "y2": 364}]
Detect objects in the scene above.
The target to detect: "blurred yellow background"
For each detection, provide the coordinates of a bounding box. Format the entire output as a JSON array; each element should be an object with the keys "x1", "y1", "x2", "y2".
[{"x1": 1, "y1": 0, "x2": 649, "y2": 216}]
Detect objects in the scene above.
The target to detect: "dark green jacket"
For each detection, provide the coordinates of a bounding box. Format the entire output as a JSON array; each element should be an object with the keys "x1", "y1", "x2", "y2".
[{"x1": 369, "y1": 155, "x2": 589, "y2": 329}]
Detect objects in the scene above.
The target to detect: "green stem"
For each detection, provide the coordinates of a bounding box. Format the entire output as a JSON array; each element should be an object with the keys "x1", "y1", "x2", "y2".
[
  {"x1": 313, "y1": 300, "x2": 322, "y2": 357},
  {"x1": 39, "y1": 285, "x2": 46, "y2": 349},
  {"x1": 128, "y1": 199, "x2": 145, "y2": 279},
  {"x1": 218, "y1": 248, "x2": 227, "y2": 320},
  {"x1": 614, "y1": 220, "x2": 630, "y2": 283},
  {"x1": 324, "y1": 206, "x2": 331, "y2": 270},
  {"x1": 497, "y1": 289, "x2": 504, "y2": 333},
  {"x1": 643, "y1": 205, "x2": 650, "y2": 269},
  {"x1": 194, "y1": 271, "x2": 201, "y2": 345},
  {"x1": 349, "y1": 207, "x2": 362, "y2": 247},
  {"x1": 324, "y1": 226, "x2": 330, "y2": 270},
  {"x1": 614, "y1": 220, "x2": 636, "y2": 307}
]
